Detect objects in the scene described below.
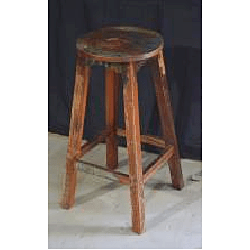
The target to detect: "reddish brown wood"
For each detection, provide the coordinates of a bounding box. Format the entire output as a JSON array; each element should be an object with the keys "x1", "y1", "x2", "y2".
[
  {"x1": 61, "y1": 55, "x2": 91, "y2": 209},
  {"x1": 123, "y1": 61, "x2": 145, "y2": 234},
  {"x1": 151, "y1": 49, "x2": 184, "y2": 190},
  {"x1": 105, "y1": 67, "x2": 119, "y2": 170},
  {"x1": 117, "y1": 128, "x2": 166, "y2": 148},
  {"x1": 143, "y1": 146, "x2": 174, "y2": 183},
  {"x1": 62, "y1": 156, "x2": 77, "y2": 209}
]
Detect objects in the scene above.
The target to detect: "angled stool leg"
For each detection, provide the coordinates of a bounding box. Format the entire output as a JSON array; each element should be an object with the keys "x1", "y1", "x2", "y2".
[
  {"x1": 61, "y1": 55, "x2": 91, "y2": 209},
  {"x1": 105, "y1": 67, "x2": 119, "y2": 170},
  {"x1": 152, "y1": 50, "x2": 184, "y2": 190},
  {"x1": 123, "y1": 61, "x2": 145, "y2": 234}
]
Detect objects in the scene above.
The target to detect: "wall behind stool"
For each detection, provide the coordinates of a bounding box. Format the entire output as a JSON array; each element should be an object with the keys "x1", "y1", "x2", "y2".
[{"x1": 48, "y1": 0, "x2": 202, "y2": 160}]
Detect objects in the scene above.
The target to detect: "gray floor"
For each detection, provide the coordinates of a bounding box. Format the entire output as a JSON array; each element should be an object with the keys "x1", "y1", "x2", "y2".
[{"x1": 48, "y1": 133, "x2": 202, "y2": 249}]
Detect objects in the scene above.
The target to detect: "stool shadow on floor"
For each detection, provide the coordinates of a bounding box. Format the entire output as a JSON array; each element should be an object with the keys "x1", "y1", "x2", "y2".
[
  {"x1": 75, "y1": 161, "x2": 201, "y2": 207},
  {"x1": 76, "y1": 161, "x2": 121, "y2": 206},
  {"x1": 146, "y1": 172, "x2": 202, "y2": 231},
  {"x1": 146, "y1": 188, "x2": 201, "y2": 231},
  {"x1": 65, "y1": 161, "x2": 201, "y2": 234},
  {"x1": 49, "y1": 224, "x2": 133, "y2": 236},
  {"x1": 147, "y1": 181, "x2": 174, "y2": 191},
  {"x1": 146, "y1": 170, "x2": 202, "y2": 192},
  {"x1": 75, "y1": 181, "x2": 120, "y2": 206}
]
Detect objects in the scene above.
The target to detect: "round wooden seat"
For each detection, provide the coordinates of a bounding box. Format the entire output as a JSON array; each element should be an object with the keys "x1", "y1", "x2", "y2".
[{"x1": 77, "y1": 26, "x2": 164, "y2": 62}]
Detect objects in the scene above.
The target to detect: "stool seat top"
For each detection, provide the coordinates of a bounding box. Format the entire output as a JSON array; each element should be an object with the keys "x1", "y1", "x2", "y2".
[{"x1": 77, "y1": 26, "x2": 164, "y2": 62}]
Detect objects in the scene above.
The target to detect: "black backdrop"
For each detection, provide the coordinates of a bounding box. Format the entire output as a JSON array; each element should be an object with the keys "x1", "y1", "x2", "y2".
[{"x1": 49, "y1": 0, "x2": 201, "y2": 160}]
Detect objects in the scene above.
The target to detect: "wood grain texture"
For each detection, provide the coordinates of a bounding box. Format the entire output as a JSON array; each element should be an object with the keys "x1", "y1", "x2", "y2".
[
  {"x1": 143, "y1": 145, "x2": 174, "y2": 183},
  {"x1": 105, "y1": 67, "x2": 119, "y2": 170},
  {"x1": 123, "y1": 61, "x2": 145, "y2": 234},
  {"x1": 117, "y1": 128, "x2": 166, "y2": 148},
  {"x1": 61, "y1": 55, "x2": 91, "y2": 209},
  {"x1": 152, "y1": 49, "x2": 184, "y2": 190}
]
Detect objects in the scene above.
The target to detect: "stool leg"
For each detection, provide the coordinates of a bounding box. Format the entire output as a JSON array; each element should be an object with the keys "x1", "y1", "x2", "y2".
[
  {"x1": 153, "y1": 50, "x2": 184, "y2": 190},
  {"x1": 123, "y1": 62, "x2": 145, "y2": 234},
  {"x1": 105, "y1": 67, "x2": 119, "y2": 170},
  {"x1": 61, "y1": 56, "x2": 91, "y2": 209}
]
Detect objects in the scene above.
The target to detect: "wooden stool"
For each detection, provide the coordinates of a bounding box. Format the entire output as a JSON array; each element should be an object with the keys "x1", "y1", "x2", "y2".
[{"x1": 61, "y1": 26, "x2": 184, "y2": 234}]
